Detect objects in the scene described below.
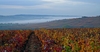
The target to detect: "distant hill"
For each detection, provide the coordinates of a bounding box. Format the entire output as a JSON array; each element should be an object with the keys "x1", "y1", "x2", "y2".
[
  {"x1": 0, "y1": 15, "x2": 48, "y2": 22},
  {"x1": 26, "y1": 16, "x2": 100, "y2": 28},
  {"x1": 0, "y1": 16, "x2": 100, "y2": 30},
  {"x1": 0, "y1": 15, "x2": 77, "y2": 23}
]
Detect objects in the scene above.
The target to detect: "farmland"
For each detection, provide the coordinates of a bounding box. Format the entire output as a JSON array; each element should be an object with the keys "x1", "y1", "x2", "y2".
[{"x1": 0, "y1": 28, "x2": 100, "y2": 52}]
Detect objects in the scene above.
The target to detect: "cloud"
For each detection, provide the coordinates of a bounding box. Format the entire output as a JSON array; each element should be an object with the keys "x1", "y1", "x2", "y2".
[
  {"x1": 42, "y1": 0, "x2": 66, "y2": 3},
  {"x1": 42, "y1": 0, "x2": 90, "y2": 5},
  {"x1": 39, "y1": 0, "x2": 91, "y2": 9},
  {"x1": 0, "y1": 0, "x2": 91, "y2": 9},
  {"x1": 0, "y1": 5, "x2": 24, "y2": 9},
  {"x1": 0, "y1": 5, "x2": 51, "y2": 9},
  {"x1": 65, "y1": 0, "x2": 89, "y2": 5}
]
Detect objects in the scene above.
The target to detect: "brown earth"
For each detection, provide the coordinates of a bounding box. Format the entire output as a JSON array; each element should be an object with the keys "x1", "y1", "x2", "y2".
[{"x1": 23, "y1": 32, "x2": 42, "y2": 52}]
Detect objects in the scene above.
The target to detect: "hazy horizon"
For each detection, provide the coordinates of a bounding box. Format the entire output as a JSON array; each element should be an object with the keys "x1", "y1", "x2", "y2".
[{"x1": 0, "y1": 15, "x2": 79, "y2": 24}]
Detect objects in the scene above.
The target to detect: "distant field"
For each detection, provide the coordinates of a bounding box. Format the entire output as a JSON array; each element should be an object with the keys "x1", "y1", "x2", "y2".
[{"x1": 0, "y1": 28, "x2": 100, "y2": 52}]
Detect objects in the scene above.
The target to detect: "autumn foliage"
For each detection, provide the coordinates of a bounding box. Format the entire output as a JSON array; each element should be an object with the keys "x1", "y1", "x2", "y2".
[
  {"x1": 0, "y1": 28, "x2": 100, "y2": 52},
  {"x1": 34, "y1": 28, "x2": 100, "y2": 52},
  {"x1": 0, "y1": 30, "x2": 31, "y2": 52}
]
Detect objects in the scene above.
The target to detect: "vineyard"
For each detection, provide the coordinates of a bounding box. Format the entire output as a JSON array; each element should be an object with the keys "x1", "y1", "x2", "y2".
[
  {"x1": 0, "y1": 30, "x2": 32, "y2": 52},
  {"x1": 0, "y1": 28, "x2": 100, "y2": 52}
]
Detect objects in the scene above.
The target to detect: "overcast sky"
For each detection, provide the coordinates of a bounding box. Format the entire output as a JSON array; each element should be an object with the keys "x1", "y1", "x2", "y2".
[{"x1": 0, "y1": 0, "x2": 100, "y2": 16}]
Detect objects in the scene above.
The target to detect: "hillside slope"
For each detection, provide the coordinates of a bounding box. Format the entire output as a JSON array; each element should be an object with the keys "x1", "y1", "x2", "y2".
[
  {"x1": 26, "y1": 16, "x2": 100, "y2": 28},
  {"x1": 0, "y1": 16, "x2": 100, "y2": 30}
]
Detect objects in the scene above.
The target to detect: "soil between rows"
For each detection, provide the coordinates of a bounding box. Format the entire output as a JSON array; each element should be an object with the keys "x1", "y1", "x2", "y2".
[{"x1": 22, "y1": 32, "x2": 42, "y2": 52}]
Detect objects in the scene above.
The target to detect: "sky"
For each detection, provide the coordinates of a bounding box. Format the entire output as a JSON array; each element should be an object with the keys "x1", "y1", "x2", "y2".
[{"x1": 0, "y1": 0, "x2": 100, "y2": 16}]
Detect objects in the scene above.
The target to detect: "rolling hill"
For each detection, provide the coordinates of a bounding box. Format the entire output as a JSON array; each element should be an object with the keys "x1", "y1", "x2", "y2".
[
  {"x1": 0, "y1": 16, "x2": 100, "y2": 30},
  {"x1": 25, "y1": 16, "x2": 100, "y2": 28}
]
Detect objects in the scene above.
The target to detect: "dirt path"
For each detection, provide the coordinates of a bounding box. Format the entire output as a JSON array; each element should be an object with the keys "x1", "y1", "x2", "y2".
[{"x1": 23, "y1": 32, "x2": 42, "y2": 52}]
